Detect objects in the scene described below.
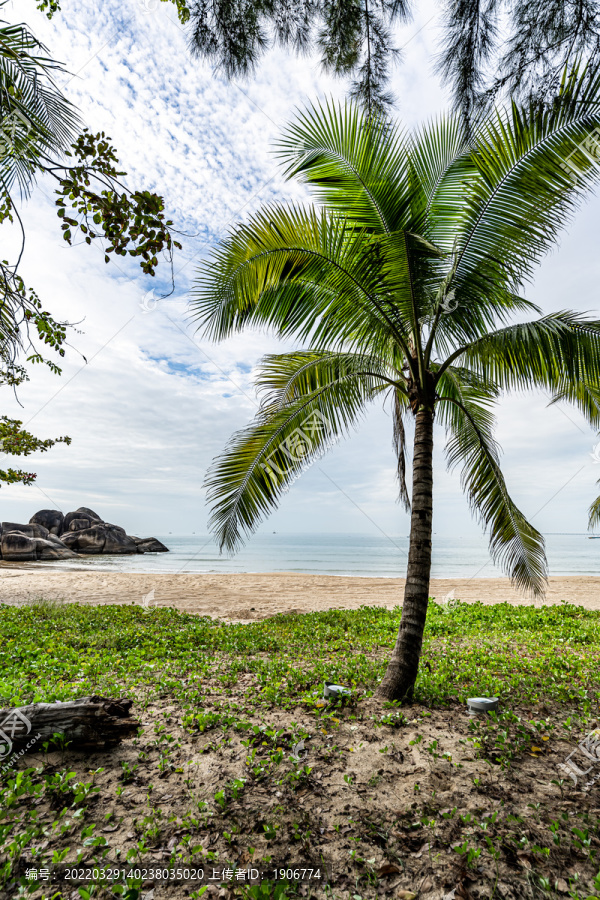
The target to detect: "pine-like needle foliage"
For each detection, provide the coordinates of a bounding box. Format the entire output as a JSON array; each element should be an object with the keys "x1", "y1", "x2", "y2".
[
  {"x1": 186, "y1": 0, "x2": 410, "y2": 114},
  {"x1": 38, "y1": 0, "x2": 600, "y2": 123},
  {"x1": 437, "y1": 0, "x2": 600, "y2": 122}
]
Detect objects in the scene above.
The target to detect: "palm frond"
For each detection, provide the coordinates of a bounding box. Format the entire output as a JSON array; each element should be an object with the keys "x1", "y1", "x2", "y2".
[
  {"x1": 276, "y1": 99, "x2": 412, "y2": 233},
  {"x1": 191, "y1": 203, "x2": 414, "y2": 356},
  {"x1": 437, "y1": 366, "x2": 547, "y2": 596},
  {"x1": 589, "y1": 487, "x2": 600, "y2": 530},
  {"x1": 392, "y1": 386, "x2": 411, "y2": 511},
  {"x1": 255, "y1": 349, "x2": 401, "y2": 407},
  {"x1": 0, "y1": 12, "x2": 79, "y2": 197},
  {"x1": 432, "y1": 66, "x2": 600, "y2": 308},
  {"x1": 408, "y1": 114, "x2": 469, "y2": 220},
  {"x1": 450, "y1": 312, "x2": 600, "y2": 427},
  {"x1": 204, "y1": 352, "x2": 389, "y2": 552}
]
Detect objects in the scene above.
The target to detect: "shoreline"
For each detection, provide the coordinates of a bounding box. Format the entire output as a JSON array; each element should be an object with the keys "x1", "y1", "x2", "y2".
[
  {"x1": 0, "y1": 571, "x2": 599, "y2": 619},
  {"x1": 2, "y1": 560, "x2": 600, "y2": 578}
]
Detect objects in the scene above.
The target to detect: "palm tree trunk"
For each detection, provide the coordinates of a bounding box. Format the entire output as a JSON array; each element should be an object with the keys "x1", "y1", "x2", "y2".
[{"x1": 376, "y1": 405, "x2": 434, "y2": 702}]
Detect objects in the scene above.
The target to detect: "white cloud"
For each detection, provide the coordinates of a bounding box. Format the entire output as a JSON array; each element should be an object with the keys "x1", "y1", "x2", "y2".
[{"x1": 0, "y1": 0, "x2": 598, "y2": 546}]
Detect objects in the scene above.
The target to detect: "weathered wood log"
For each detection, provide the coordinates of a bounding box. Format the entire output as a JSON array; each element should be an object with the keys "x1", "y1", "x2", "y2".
[{"x1": 0, "y1": 696, "x2": 141, "y2": 756}]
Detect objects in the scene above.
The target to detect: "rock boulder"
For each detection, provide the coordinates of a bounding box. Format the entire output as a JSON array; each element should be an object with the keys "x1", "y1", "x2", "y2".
[
  {"x1": 68, "y1": 518, "x2": 91, "y2": 533},
  {"x1": 105, "y1": 523, "x2": 126, "y2": 535},
  {"x1": 1, "y1": 532, "x2": 37, "y2": 561},
  {"x1": 68, "y1": 525, "x2": 107, "y2": 555},
  {"x1": 63, "y1": 511, "x2": 95, "y2": 533},
  {"x1": 45, "y1": 533, "x2": 70, "y2": 548},
  {"x1": 35, "y1": 538, "x2": 77, "y2": 560},
  {"x1": 133, "y1": 537, "x2": 169, "y2": 553},
  {"x1": 3, "y1": 521, "x2": 50, "y2": 540},
  {"x1": 104, "y1": 528, "x2": 138, "y2": 555},
  {"x1": 2, "y1": 522, "x2": 36, "y2": 538},
  {"x1": 29, "y1": 510, "x2": 64, "y2": 536},
  {"x1": 74, "y1": 506, "x2": 102, "y2": 521}
]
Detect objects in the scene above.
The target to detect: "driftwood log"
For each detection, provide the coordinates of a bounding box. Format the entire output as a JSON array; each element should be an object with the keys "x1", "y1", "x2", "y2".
[{"x1": 0, "y1": 696, "x2": 140, "y2": 756}]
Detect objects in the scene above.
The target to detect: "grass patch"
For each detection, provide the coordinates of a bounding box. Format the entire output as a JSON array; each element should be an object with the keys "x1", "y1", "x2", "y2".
[
  {"x1": 1, "y1": 599, "x2": 600, "y2": 898},
  {"x1": 1, "y1": 599, "x2": 600, "y2": 709}
]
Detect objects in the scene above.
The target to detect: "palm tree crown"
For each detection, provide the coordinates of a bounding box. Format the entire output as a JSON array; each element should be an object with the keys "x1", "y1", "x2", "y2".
[{"x1": 192, "y1": 67, "x2": 600, "y2": 602}]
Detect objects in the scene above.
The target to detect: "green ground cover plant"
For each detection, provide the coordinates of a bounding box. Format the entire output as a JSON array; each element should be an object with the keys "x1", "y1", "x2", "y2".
[{"x1": 0, "y1": 598, "x2": 600, "y2": 899}]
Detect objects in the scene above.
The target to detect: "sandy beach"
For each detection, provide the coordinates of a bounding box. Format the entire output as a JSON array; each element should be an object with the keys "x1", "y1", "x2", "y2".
[{"x1": 0, "y1": 569, "x2": 599, "y2": 619}]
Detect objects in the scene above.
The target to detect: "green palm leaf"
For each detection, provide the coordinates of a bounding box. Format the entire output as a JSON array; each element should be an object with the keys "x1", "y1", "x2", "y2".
[
  {"x1": 205, "y1": 352, "x2": 392, "y2": 551},
  {"x1": 276, "y1": 99, "x2": 412, "y2": 233},
  {"x1": 432, "y1": 68, "x2": 600, "y2": 301},
  {"x1": 0, "y1": 10, "x2": 79, "y2": 197},
  {"x1": 192, "y1": 204, "x2": 415, "y2": 359},
  {"x1": 436, "y1": 366, "x2": 547, "y2": 596},
  {"x1": 444, "y1": 313, "x2": 600, "y2": 426},
  {"x1": 589, "y1": 491, "x2": 600, "y2": 530}
]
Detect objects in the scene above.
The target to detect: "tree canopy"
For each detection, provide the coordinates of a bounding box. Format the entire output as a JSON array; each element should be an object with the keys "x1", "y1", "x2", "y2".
[
  {"x1": 0, "y1": 3, "x2": 181, "y2": 487},
  {"x1": 36, "y1": 0, "x2": 600, "y2": 120}
]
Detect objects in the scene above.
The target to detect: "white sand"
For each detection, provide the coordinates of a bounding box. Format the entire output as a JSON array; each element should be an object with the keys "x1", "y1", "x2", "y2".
[{"x1": 0, "y1": 570, "x2": 599, "y2": 619}]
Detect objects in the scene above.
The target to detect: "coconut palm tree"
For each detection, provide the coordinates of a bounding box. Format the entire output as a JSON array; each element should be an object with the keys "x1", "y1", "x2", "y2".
[{"x1": 192, "y1": 66, "x2": 600, "y2": 701}]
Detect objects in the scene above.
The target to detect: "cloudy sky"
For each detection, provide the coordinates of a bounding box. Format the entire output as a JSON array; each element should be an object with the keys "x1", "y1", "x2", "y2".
[{"x1": 1, "y1": 0, "x2": 599, "y2": 544}]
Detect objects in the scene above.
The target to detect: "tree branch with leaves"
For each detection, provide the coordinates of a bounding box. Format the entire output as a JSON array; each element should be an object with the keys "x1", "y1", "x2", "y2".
[{"x1": 0, "y1": 3, "x2": 181, "y2": 487}]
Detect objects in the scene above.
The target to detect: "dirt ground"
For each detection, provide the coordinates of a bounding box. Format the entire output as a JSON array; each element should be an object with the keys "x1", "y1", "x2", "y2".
[{"x1": 10, "y1": 696, "x2": 600, "y2": 900}]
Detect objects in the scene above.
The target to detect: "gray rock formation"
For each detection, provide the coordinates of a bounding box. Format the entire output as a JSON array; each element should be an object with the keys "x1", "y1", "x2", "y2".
[
  {"x1": 29, "y1": 509, "x2": 64, "y2": 535},
  {"x1": 67, "y1": 517, "x2": 91, "y2": 533},
  {"x1": 1, "y1": 522, "x2": 50, "y2": 540},
  {"x1": 0, "y1": 507, "x2": 169, "y2": 562},
  {"x1": 104, "y1": 528, "x2": 139, "y2": 554},
  {"x1": 67, "y1": 525, "x2": 107, "y2": 554},
  {"x1": 63, "y1": 510, "x2": 100, "y2": 532},
  {"x1": 2, "y1": 522, "x2": 37, "y2": 538},
  {"x1": 132, "y1": 537, "x2": 169, "y2": 553},
  {"x1": 35, "y1": 538, "x2": 77, "y2": 560},
  {"x1": 75, "y1": 507, "x2": 102, "y2": 520},
  {"x1": 45, "y1": 533, "x2": 71, "y2": 548},
  {"x1": 1, "y1": 532, "x2": 37, "y2": 561},
  {"x1": 105, "y1": 523, "x2": 126, "y2": 535}
]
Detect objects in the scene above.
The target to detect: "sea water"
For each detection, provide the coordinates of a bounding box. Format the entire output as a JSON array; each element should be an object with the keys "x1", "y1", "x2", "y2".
[{"x1": 31, "y1": 532, "x2": 600, "y2": 577}]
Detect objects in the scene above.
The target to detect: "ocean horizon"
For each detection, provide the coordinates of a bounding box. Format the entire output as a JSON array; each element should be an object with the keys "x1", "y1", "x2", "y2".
[{"x1": 25, "y1": 532, "x2": 600, "y2": 578}]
